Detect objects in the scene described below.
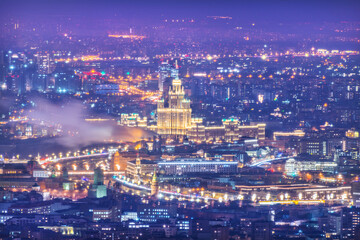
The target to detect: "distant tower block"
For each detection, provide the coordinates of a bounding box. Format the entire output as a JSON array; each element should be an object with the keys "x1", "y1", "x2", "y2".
[
  {"x1": 151, "y1": 170, "x2": 159, "y2": 197},
  {"x1": 89, "y1": 167, "x2": 107, "y2": 198},
  {"x1": 62, "y1": 167, "x2": 69, "y2": 180},
  {"x1": 93, "y1": 167, "x2": 104, "y2": 185}
]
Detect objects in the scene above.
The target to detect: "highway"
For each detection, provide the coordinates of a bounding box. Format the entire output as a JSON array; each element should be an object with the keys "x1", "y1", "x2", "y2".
[{"x1": 113, "y1": 175, "x2": 216, "y2": 202}]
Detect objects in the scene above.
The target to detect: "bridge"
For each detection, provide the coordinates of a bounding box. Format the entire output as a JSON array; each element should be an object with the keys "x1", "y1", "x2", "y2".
[
  {"x1": 250, "y1": 156, "x2": 293, "y2": 167},
  {"x1": 40, "y1": 152, "x2": 109, "y2": 165}
]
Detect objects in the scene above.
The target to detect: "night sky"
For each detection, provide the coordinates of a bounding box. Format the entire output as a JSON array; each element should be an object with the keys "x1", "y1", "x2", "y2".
[{"x1": 1, "y1": 0, "x2": 360, "y2": 23}]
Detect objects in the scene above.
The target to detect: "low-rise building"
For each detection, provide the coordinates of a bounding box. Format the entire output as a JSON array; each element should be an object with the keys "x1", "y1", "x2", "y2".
[
  {"x1": 158, "y1": 158, "x2": 238, "y2": 175},
  {"x1": 285, "y1": 157, "x2": 337, "y2": 176}
]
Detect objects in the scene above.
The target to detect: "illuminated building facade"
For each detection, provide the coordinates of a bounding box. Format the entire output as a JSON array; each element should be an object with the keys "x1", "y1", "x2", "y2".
[
  {"x1": 111, "y1": 151, "x2": 126, "y2": 171},
  {"x1": 285, "y1": 158, "x2": 337, "y2": 176},
  {"x1": 346, "y1": 129, "x2": 360, "y2": 139},
  {"x1": 299, "y1": 138, "x2": 329, "y2": 156},
  {"x1": 188, "y1": 118, "x2": 266, "y2": 143},
  {"x1": 126, "y1": 159, "x2": 157, "y2": 178},
  {"x1": 273, "y1": 130, "x2": 305, "y2": 140},
  {"x1": 119, "y1": 113, "x2": 147, "y2": 128},
  {"x1": 352, "y1": 182, "x2": 360, "y2": 208},
  {"x1": 156, "y1": 80, "x2": 266, "y2": 142},
  {"x1": 155, "y1": 79, "x2": 267, "y2": 141},
  {"x1": 92, "y1": 206, "x2": 114, "y2": 222},
  {"x1": 138, "y1": 204, "x2": 176, "y2": 222},
  {"x1": 150, "y1": 170, "x2": 159, "y2": 197},
  {"x1": 157, "y1": 158, "x2": 238, "y2": 175},
  {"x1": 187, "y1": 118, "x2": 206, "y2": 142},
  {"x1": 9, "y1": 201, "x2": 51, "y2": 214},
  {"x1": 157, "y1": 79, "x2": 192, "y2": 137}
]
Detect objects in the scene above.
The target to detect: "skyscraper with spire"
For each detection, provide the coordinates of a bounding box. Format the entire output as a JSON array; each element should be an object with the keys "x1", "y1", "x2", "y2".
[{"x1": 157, "y1": 78, "x2": 192, "y2": 137}]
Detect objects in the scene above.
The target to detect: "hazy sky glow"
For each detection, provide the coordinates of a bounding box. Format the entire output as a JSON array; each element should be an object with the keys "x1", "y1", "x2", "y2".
[{"x1": 1, "y1": 0, "x2": 360, "y2": 23}]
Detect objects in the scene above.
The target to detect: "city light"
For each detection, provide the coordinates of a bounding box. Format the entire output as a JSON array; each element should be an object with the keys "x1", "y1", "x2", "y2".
[{"x1": 1, "y1": 1, "x2": 359, "y2": 239}]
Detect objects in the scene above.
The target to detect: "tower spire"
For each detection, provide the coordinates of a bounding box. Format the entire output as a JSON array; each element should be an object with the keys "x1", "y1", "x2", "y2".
[
  {"x1": 151, "y1": 168, "x2": 159, "y2": 197},
  {"x1": 152, "y1": 168, "x2": 157, "y2": 182},
  {"x1": 135, "y1": 152, "x2": 142, "y2": 181}
]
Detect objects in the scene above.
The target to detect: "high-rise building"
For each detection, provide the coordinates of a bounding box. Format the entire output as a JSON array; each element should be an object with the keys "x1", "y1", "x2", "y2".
[
  {"x1": 341, "y1": 207, "x2": 360, "y2": 239},
  {"x1": 157, "y1": 79, "x2": 192, "y2": 137},
  {"x1": 158, "y1": 62, "x2": 170, "y2": 92},
  {"x1": 35, "y1": 52, "x2": 55, "y2": 74},
  {"x1": 2, "y1": 51, "x2": 36, "y2": 94},
  {"x1": 53, "y1": 67, "x2": 81, "y2": 93},
  {"x1": 158, "y1": 62, "x2": 179, "y2": 92},
  {"x1": 251, "y1": 220, "x2": 272, "y2": 240},
  {"x1": 191, "y1": 77, "x2": 210, "y2": 98},
  {"x1": 32, "y1": 74, "x2": 47, "y2": 92},
  {"x1": 94, "y1": 167, "x2": 104, "y2": 185},
  {"x1": 88, "y1": 167, "x2": 107, "y2": 198},
  {"x1": 352, "y1": 182, "x2": 360, "y2": 208},
  {"x1": 0, "y1": 51, "x2": 6, "y2": 85}
]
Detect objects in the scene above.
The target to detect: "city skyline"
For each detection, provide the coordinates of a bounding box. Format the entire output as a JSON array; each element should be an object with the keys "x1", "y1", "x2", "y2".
[{"x1": 0, "y1": 0, "x2": 359, "y2": 239}]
